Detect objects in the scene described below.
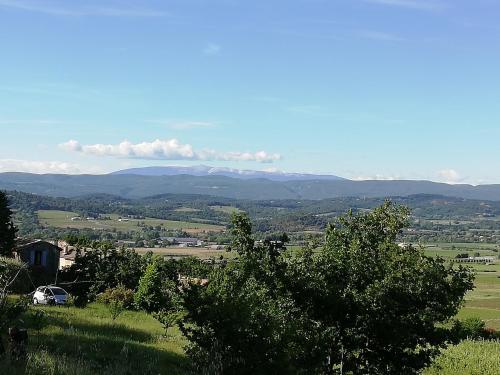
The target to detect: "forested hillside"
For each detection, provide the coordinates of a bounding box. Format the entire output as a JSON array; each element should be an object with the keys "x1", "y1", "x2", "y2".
[{"x1": 2, "y1": 172, "x2": 500, "y2": 200}]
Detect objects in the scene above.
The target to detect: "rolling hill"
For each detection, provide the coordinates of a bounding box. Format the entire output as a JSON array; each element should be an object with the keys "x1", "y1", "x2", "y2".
[{"x1": 2, "y1": 172, "x2": 500, "y2": 200}]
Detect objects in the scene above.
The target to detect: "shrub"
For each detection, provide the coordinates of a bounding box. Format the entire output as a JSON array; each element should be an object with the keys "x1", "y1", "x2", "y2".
[
  {"x1": 98, "y1": 285, "x2": 134, "y2": 309},
  {"x1": 451, "y1": 317, "x2": 487, "y2": 341},
  {"x1": 97, "y1": 286, "x2": 134, "y2": 321}
]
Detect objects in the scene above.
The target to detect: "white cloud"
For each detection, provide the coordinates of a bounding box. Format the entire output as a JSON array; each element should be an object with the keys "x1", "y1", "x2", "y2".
[
  {"x1": 60, "y1": 139, "x2": 281, "y2": 163},
  {"x1": 0, "y1": 0, "x2": 168, "y2": 17},
  {"x1": 364, "y1": 0, "x2": 445, "y2": 11},
  {"x1": 352, "y1": 174, "x2": 400, "y2": 181},
  {"x1": 0, "y1": 159, "x2": 102, "y2": 174},
  {"x1": 203, "y1": 43, "x2": 221, "y2": 56},
  {"x1": 437, "y1": 169, "x2": 465, "y2": 184},
  {"x1": 59, "y1": 139, "x2": 82, "y2": 152}
]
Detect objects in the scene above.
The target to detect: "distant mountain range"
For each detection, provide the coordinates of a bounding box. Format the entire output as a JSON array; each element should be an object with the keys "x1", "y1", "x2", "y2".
[
  {"x1": 2, "y1": 171, "x2": 500, "y2": 201},
  {"x1": 111, "y1": 165, "x2": 346, "y2": 182}
]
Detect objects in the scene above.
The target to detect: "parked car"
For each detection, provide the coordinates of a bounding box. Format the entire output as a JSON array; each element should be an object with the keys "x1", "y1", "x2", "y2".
[{"x1": 33, "y1": 286, "x2": 69, "y2": 305}]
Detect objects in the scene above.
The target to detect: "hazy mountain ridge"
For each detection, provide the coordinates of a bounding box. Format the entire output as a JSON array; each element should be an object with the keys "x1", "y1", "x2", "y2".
[
  {"x1": 2, "y1": 172, "x2": 500, "y2": 201},
  {"x1": 111, "y1": 165, "x2": 346, "y2": 181}
]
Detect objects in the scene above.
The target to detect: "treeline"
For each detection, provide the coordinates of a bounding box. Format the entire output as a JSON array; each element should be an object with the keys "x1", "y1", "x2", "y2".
[{"x1": 7, "y1": 190, "x2": 500, "y2": 244}]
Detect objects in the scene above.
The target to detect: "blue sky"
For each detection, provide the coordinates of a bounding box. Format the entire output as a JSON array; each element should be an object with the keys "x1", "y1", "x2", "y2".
[{"x1": 0, "y1": 0, "x2": 499, "y2": 184}]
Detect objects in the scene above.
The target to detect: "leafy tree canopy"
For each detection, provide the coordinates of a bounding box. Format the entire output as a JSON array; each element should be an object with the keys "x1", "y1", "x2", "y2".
[{"x1": 180, "y1": 202, "x2": 475, "y2": 375}]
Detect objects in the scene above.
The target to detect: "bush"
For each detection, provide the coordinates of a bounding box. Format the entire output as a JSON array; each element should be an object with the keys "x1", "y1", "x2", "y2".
[
  {"x1": 451, "y1": 317, "x2": 487, "y2": 341},
  {"x1": 98, "y1": 285, "x2": 134, "y2": 309},
  {"x1": 97, "y1": 286, "x2": 134, "y2": 321}
]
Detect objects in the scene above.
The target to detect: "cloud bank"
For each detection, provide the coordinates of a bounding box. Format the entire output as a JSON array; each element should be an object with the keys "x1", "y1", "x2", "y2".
[
  {"x1": 0, "y1": 159, "x2": 100, "y2": 174},
  {"x1": 60, "y1": 139, "x2": 281, "y2": 163},
  {"x1": 438, "y1": 169, "x2": 465, "y2": 184}
]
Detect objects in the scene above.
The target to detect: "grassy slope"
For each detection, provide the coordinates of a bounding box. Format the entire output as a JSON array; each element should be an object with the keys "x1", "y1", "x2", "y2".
[{"x1": 0, "y1": 303, "x2": 188, "y2": 375}]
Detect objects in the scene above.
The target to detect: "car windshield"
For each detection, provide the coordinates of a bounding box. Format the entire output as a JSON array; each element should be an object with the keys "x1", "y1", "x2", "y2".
[{"x1": 49, "y1": 287, "x2": 66, "y2": 296}]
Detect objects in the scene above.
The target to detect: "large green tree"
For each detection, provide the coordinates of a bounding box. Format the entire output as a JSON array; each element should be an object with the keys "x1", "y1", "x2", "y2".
[
  {"x1": 0, "y1": 192, "x2": 17, "y2": 257},
  {"x1": 180, "y1": 203, "x2": 474, "y2": 374}
]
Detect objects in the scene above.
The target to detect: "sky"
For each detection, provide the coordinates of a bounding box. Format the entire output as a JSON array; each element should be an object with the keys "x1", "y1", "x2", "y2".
[{"x1": 0, "y1": 0, "x2": 499, "y2": 184}]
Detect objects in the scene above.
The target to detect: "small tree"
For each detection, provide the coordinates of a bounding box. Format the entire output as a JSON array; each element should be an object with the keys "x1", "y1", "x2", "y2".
[
  {"x1": 98, "y1": 286, "x2": 134, "y2": 321},
  {"x1": 134, "y1": 257, "x2": 178, "y2": 313},
  {"x1": 154, "y1": 309, "x2": 186, "y2": 337},
  {"x1": 0, "y1": 192, "x2": 17, "y2": 257}
]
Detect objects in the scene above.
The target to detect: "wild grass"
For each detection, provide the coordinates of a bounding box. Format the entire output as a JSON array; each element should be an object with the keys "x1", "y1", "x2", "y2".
[
  {"x1": 0, "y1": 303, "x2": 188, "y2": 375},
  {"x1": 424, "y1": 340, "x2": 500, "y2": 375}
]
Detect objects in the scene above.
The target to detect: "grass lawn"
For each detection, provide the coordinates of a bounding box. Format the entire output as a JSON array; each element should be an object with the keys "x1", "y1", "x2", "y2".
[
  {"x1": 0, "y1": 303, "x2": 188, "y2": 375},
  {"x1": 37, "y1": 210, "x2": 225, "y2": 234}
]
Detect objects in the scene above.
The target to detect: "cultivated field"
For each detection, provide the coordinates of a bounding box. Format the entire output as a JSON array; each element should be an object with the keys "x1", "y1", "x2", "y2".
[
  {"x1": 37, "y1": 210, "x2": 225, "y2": 234},
  {"x1": 209, "y1": 205, "x2": 243, "y2": 214},
  {"x1": 422, "y1": 243, "x2": 500, "y2": 330},
  {"x1": 134, "y1": 246, "x2": 234, "y2": 260},
  {"x1": 458, "y1": 263, "x2": 500, "y2": 330}
]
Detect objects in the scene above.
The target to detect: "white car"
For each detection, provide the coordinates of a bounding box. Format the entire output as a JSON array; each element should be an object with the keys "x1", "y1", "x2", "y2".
[{"x1": 33, "y1": 286, "x2": 69, "y2": 305}]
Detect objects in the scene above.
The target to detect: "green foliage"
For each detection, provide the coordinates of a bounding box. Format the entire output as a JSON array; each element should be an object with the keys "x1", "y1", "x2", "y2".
[
  {"x1": 0, "y1": 258, "x2": 28, "y2": 330},
  {"x1": 0, "y1": 192, "x2": 17, "y2": 257},
  {"x1": 154, "y1": 309, "x2": 186, "y2": 335},
  {"x1": 98, "y1": 285, "x2": 135, "y2": 309},
  {"x1": 228, "y1": 212, "x2": 254, "y2": 255},
  {"x1": 107, "y1": 299, "x2": 125, "y2": 321},
  {"x1": 59, "y1": 245, "x2": 150, "y2": 304},
  {"x1": 97, "y1": 285, "x2": 135, "y2": 320},
  {"x1": 176, "y1": 256, "x2": 211, "y2": 279},
  {"x1": 135, "y1": 257, "x2": 179, "y2": 313},
  {"x1": 181, "y1": 203, "x2": 475, "y2": 375},
  {"x1": 30, "y1": 309, "x2": 47, "y2": 333},
  {"x1": 451, "y1": 317, "x2": 487, "y2": 341}
]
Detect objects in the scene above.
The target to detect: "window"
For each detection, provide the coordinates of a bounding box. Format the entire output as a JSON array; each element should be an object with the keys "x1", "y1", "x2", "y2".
[{"x1": 34, "y1": 250, "x2": 42, "y2": 266}]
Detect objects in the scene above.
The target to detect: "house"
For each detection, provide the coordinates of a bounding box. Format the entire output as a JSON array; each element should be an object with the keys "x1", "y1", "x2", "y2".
[
  {"x1": 59, "y1": 248, "x2": 78, "y2": 269},
  {"x1": 162, "y1": 237, "x2": 203, "y2": 247},
  {"x1": 15, "y1": 240, "x2": 62, "y2": 274}
]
